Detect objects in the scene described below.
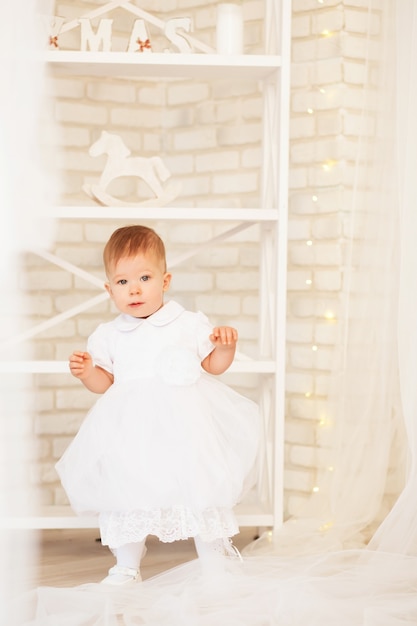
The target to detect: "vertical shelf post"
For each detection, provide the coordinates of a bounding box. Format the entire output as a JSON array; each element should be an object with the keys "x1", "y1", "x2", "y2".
[{"x1": 259, "y1": 0, "x2": 291, "y2": 531}]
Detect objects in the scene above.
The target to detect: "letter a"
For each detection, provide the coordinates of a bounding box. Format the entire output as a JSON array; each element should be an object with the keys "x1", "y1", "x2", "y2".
[{"x1": 127, "y1": 19, "x2": 152, "y2": 53}]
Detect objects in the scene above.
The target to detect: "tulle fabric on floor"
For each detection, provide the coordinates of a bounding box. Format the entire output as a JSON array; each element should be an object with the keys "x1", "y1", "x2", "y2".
[{"x1": 18, "y1": 550, "x2": 417, "y2": 626}]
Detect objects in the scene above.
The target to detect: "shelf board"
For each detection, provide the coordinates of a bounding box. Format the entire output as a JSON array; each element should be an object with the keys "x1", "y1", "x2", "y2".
[
  {"x1": 1, "y1": 503, "x2": 273, "y2": 530},
  {"x1": 52, "y1": 206, "x2": 278, "y2": 221},
  {"x1": 43, "y1": 51, "x2": 281, "y2": 80},
  {"x1": 0, "y1": 360, "x2": 275, "y2": 374}
]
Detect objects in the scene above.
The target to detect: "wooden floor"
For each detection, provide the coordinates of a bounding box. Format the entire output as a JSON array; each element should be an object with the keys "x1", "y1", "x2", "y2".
[{"x1": 24, "y1": 527, "x2": 258, "y2": 588}]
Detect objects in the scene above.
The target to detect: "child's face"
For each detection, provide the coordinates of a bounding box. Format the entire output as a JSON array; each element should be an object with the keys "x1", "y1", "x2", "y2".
[{"x1": 104, "y1": 252, "x2": 171, "y2": 318}]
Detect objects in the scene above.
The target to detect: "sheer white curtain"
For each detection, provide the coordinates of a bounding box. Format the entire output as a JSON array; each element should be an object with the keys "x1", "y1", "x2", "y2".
[
  {"x1": 248, "y1": 0, "x2": 415, "y2": 558},
  {"x1": 367, "y1": 0, "x2": 417, "y2": 555},
  {"x1": 303, "y1": 0, "x2": 417, "y2": 558},
  {"x1": 0, "y1": 3, "x2": 54, "y2": 625}
]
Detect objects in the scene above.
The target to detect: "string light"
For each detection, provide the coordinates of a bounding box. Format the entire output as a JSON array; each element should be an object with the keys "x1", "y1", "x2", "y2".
[
  {"x1": 299, "y1": 7, "x2": 341, "y2": 510},
  {"x1": 322, "y1": 159, "x2": 337, "y2": 171}
]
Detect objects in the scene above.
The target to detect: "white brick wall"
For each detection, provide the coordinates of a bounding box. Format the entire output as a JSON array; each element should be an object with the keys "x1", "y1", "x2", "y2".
[
  {"x1": 286, "y1": 0, "x2": 387, "y2": 517},
  {"x1": 20, "y1": 0, "x2": 389, "y2": 521}
]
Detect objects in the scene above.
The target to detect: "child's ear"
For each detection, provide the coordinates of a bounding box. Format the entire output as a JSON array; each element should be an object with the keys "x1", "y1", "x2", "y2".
[
  {"x1": 104, "y1": 282, "x2": 112, "y2": 297},
  {"x1": 163, "y1": 273, "x2": 172, "y2": 292}
]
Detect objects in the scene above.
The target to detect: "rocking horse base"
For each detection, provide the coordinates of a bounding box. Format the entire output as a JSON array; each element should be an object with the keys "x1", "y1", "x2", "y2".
[{"x1": 83, "y1": 182, "x2": 182, "y2": 208}]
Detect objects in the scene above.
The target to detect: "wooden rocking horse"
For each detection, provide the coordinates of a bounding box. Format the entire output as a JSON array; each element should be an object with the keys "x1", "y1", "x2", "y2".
[{"x1": 83, "y1": 131, "x2": 181, "y2": 207}]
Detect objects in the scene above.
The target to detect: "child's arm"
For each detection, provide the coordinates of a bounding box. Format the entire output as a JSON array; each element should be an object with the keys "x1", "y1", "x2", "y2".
[
  {"x1": 69, "y1": 350, "x2": 114, "y2": 393},
  {"x1": 201, "y1": 326, "x2": 238, "y2": 375}
]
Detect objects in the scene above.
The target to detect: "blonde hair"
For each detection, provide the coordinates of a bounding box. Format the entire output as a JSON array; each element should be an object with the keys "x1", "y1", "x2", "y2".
[{"x1": 103, "y1": 225, "x2": 167, "y2": 274}]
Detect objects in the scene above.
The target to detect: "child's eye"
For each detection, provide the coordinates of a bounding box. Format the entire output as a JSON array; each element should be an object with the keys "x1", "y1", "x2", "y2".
[
  {"x1": 117, "y1": 279, "x2": 128, "y2": 285},
  {"x1": 140, "y1": 275, "x2": 150, "y2": 282}
]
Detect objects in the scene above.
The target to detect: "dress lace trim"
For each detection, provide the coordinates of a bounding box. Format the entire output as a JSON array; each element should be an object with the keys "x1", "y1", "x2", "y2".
[{"x1": 99, "y1": 506, "x2": 239, "y2": 548}]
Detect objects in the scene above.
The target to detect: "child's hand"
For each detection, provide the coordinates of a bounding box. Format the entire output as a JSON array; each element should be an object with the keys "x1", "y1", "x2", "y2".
[
  {"x1": 209, "y1": 326, "x2": 238, "y2": 349},
  {"x1": 202, "y1": 327, "x2": 238, "y2": 374},
  {"x1": 69, "y1": 350, "x2": 94, "y2": 380}
]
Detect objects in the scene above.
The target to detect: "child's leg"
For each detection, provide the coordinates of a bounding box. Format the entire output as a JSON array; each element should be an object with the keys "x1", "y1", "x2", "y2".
[
  {"x1": 194, "y1": 535, "x2": 229, "y2": 574},
  {"x1": 101, "y1": 538, "x2": 147, "y2": 585},
  {"x1": 115, "y1": 540, "x2": 147, "y2": 569}
]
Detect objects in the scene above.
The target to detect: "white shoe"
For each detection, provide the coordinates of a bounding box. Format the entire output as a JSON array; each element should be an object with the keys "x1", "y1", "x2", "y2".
[
  {"x1": 224, "y1": 539, "x2": 243, "y2": 562},
  {"x1": 100, "y1": 565, "x2": 141, "y2": 585}
]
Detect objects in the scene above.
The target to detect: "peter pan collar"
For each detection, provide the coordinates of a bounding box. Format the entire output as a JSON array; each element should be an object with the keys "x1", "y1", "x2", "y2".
[{"x1": 113, "y1": 300, "x2": 185, "y2": 331}]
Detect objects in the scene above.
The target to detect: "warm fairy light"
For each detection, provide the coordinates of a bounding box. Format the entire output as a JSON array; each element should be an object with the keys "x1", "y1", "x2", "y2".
[
  {"x1": 324, "y1": 310, "x2": 335, "y2": 320},
  {"x1": 321, "y1": 29, "x2": 332, "y2": 37},
  {"x1": 312, "y1": 345, "x2": 318, "y2": 351},
  {"x1": 322, "y1": 159, "x2": 337, "y2": 171},
  {"x1": 327, "y1": 466, "x2": 334, "y2": 472},
  {"x1": 318, "y1": 415, "x2": 333, "y2": 428},
  {"x1": 306, "y1": 239, "x2": 313, "y2": 246},
  {"x1": 312, "y1": 486, "x2": 320, "y2": 493},
  {"x1": 319, "y1": 87, "x2": 326, "y2": 94},
  {"x1": 319, "y1": 521, "x2": 333, "y2": 531},
  {"x1": 312, "y1": 194, "x2": 318, "y2": 202},
  {"x1": 305, "y1": 391, "x2": 312, "y2": 398},
  {"x1": 307, "y1": 107, "x2": 314, "y2": 114},
  {"x1": 306, "y1": 278, "x2": 312, "y2": 285}
]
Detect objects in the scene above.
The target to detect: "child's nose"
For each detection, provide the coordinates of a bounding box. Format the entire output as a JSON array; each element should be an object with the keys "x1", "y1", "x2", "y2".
[{"x1": 130, "y1": 280, "x2": 142, "y2": 294}]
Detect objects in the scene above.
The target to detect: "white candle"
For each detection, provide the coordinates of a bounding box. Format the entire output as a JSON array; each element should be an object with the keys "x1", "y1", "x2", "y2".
[{"x1": 216, "y1": 4, "x2": 243, "y2": 55}]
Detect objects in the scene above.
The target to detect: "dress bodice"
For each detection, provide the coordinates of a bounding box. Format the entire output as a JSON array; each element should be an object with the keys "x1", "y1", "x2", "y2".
[{"x1": 87, "y1": 300, "x2": 214, "y2": 385}]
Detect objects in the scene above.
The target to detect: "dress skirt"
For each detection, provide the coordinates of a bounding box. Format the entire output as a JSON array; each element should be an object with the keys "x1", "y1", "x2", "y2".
[{"x1": 56, "y1": 372, "x2": 260, "y2": 546}]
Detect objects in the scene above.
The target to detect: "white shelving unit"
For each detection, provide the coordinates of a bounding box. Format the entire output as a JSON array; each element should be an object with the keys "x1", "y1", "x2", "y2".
[
  {"x1": 43, "y1": 51, "x2": 281, "y2": 79},
  {"x1": 4, "y1": 1, "x2": 291, "y2": 532}
]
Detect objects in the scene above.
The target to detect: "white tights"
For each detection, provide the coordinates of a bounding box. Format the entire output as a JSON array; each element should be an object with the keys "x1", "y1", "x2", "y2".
[
  {"x1": 110, "y1": 535, "x2": 228, "y2": 574},
  {"x1": 111, "y1": 538, "x2": 147, "y2": 571},
  {"x1": 193, "y1": 535, "x2": 229, "y2": 574}
]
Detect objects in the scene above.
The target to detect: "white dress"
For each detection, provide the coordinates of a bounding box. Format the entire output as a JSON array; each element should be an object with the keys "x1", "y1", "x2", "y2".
[{"x1": 56, "y1": 301, "x2": 260, "y2": 547}]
